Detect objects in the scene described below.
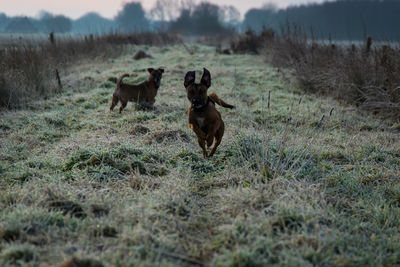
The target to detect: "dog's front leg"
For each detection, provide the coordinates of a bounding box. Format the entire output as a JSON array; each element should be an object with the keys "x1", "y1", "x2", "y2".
[
  {"x1": 190, "y1": 123, "x2": 206, "y2": 140},
  {"x1": 197, "y1": 137, "x2": 208, "y2": 158},
  {"x1": 110, "y1": 95, "x2": 118, "y2": 111},
  {"x1": 190, "y1": 123, "x2": 208, "y2": 158},
  {"x1": 205, "y1": 120, "x2": 221, "y2": 147},
  {"x1": 208, "y1": 121, "x2": 224, "y2": 158},
  {"x1": 119, "y1": 100, "x2": 128, "y2": 113}
]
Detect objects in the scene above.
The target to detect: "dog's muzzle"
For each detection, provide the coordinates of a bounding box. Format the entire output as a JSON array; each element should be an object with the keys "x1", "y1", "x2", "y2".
[{"x1": 192, "y1": 98, "x2": 203, "y2": 109}]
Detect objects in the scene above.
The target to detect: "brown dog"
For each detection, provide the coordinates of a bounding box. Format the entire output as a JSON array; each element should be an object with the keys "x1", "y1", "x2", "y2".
[
  {"x1": 110, "y1": 68, "x2": 164, "y2": 113},
  {"x1": 184, "y1": 68, "x2": 235, "y2": 158}
]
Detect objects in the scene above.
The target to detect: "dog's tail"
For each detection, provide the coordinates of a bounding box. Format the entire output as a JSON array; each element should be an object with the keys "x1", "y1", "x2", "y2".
[
  {"x1": 209, "y1": 92, "x2": 235, "y2": 109},
  {"x1": 117, "y1": 73, "x2": 130, "y2": 88}
]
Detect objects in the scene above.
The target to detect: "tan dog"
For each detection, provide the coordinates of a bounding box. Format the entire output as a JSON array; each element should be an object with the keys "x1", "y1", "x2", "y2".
[
  {"x1": 110, "y1": 68, "x2": 164, "y2": 113},
  {"x1": 184, "y1": 68, "x2": 235, "y2": 158}
]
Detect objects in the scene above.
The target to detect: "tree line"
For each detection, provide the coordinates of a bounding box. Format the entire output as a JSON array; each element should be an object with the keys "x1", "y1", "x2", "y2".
[
  {"x1": 243, "y1": 0, "x2": 400, "y2": 40},
  {"x1": 1, "y1": 0, "x2": 399, "y2": 40},
  {"x1": 0, "y1": 1, "x2": 238, "y2": 36}
]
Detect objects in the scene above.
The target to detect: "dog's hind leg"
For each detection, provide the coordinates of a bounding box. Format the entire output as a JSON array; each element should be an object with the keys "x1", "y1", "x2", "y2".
[
  {"x1": 110, "y1": 95, "x2": 118, "y2": 111},
  {"x1": 119, "y1": 100, "x2": 127, "y2": 113}
]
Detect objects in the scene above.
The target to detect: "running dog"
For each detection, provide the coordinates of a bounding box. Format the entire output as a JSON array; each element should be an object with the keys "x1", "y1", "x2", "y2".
[
  {"x1": 184, "y1": 68, "x2": 235, "y2": 158},
  {"x1": 110, "y1": 68, "x2": 164, "y2": 113}
]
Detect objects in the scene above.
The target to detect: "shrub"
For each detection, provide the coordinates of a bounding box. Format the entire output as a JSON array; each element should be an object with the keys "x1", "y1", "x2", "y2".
[{"x1": 230, "y1": 27, "x2": 400, "y2": 119}]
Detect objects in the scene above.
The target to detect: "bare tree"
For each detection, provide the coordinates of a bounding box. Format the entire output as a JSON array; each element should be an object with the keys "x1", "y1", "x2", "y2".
[
  {"x1": 169, "y1": 1, "x2": 231, "y2": 36},
  {"x1": 149, "y1": 0, "x2": 180, "y2": 30},
  {"x1": 179, "y1": 0, "x2": 196, "y2": 13},
  {"x1": 219, "y1": 5, "x2": 241, "y2": 27}
]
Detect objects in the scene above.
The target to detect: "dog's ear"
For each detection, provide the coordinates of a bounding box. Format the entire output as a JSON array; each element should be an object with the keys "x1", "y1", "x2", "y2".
[
  {"x1": 147, "y1": 68, "x2": 155, "y2": 73},
  {"x1": 159, "y1": 68, "x2": 164, "y2": 73},
  {"x1": 200, "y1": 68, "x2": 211, "y2": 88},
  {"x1": 184, "y1": 71, "x2": 196, "y2": 88}
]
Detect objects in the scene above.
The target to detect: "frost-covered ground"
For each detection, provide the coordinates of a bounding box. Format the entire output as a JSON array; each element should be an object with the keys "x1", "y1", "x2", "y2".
[{"x1": 1, "y1": 45, "x2": 399, "y2": 266}]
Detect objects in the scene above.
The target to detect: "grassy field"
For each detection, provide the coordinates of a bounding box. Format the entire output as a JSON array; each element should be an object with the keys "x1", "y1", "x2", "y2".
[{"x1": 1, "y1": 44, "x2": 400, "y2": 266}]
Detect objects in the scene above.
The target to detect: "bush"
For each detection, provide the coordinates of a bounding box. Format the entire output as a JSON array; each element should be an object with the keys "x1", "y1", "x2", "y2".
[
  {"x1": 230, "y1": 27, "x2": 400, "y2": 119},
  {"x1": 230, "y1": 28, "x2": 275, "y2": 54}
]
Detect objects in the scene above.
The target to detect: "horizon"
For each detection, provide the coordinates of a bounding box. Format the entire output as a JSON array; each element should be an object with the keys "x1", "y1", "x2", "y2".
[{"x1": 0, "y1": 0, "x2": 331, "y2": 20}]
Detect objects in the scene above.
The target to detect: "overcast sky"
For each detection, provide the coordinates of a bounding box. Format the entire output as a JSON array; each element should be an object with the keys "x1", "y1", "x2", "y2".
[{"x1": 0, "y1": 0, "x2": 330, "y2": 19}]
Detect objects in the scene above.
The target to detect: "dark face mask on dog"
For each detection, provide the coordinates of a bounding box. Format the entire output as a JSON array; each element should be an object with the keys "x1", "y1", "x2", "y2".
[
  {"x1": 148, "y1": 68, "x2": 164, "y2": 89},
  {"x1": 184, "y1": 68, "x2": 211, "y2": 109}
]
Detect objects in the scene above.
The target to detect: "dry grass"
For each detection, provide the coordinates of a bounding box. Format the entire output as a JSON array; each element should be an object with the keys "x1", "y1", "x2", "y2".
[
  {"x1": 231, "y1": 28, "x2": 400, "y2": 120},
  {"x1": 0, "y1": 44, "x2": 399, "y2": 266},
  {"x1": 0, "y1": 32, "x2": 181, "y2": 109}
]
